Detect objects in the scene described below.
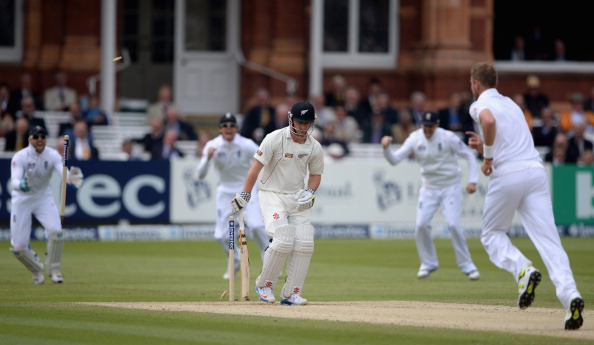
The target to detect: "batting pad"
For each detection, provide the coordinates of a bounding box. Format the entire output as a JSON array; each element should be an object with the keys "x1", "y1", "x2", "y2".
[
  {"x1": 281, "y1": 223, "x2": 314, "y2": 299},
  {"x1": 11, "y1": 248, "x2": 44, "y2": 274},
  {"x1": 255, "y1": 224, "x2": 295, "y2": 288},
  {"x1": 46, "y1": 230, "x2": 65, "y2": 274}
]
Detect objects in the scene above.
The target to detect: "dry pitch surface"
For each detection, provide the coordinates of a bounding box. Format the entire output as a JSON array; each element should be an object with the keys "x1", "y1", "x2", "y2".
[{"x1": 82, "y1": 300, "x2": 592, "y2": 341}]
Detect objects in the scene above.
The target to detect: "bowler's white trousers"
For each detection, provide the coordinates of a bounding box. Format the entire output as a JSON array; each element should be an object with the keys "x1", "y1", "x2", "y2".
[
  {"x1": 417, "y1": 183, "x2": 477, "y2": 274},
  {"x1": 481, "y1": 163, "x2": 578, "y2": 309}
]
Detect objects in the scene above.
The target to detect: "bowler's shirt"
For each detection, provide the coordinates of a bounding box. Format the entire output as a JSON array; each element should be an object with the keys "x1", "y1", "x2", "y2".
[
  {"x1": 469, "y1": 88, "x2": 541, "y2": 172},
  {"x1": 255, "y1": 127, "x2": 324, "y2": 194}
]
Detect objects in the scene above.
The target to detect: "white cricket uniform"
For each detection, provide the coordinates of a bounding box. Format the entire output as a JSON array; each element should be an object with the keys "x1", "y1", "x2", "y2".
[
  {"x1": 383, "y1": 127, "x2": 479, "y2": 274},
  {"x1": 470, "y1": 88, "x2": 579, "y2": 308},
  {"x1": 196, "y1": 134, "x2": 269, "y2": 259},
  {"x1": 10, "y1": 144, "x2": 63, "y2": 248},
  {"x1": 255, "y1": 127, "x2": 324, "y2": 229},
  {"x1": 253, "y1": 127, "x2": 324, "y2": 299}
]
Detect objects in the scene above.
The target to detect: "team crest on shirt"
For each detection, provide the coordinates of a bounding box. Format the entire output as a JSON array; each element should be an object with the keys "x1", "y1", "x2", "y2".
[
  {"x1": 273, "y1": 213, "x2": 279, "y2": 220},
  {"x1": 416, "y1": 144, "x2": 426, "y2": 152},
  {"x1": 438, "y1": 143, "x2": 442, "y2": 151},
  {"x1": 44, "y1": 161, "x2": 48, "y2": 169},
  {"x1": 284, "y1": 153, "x2": 293, "y2": 158}
]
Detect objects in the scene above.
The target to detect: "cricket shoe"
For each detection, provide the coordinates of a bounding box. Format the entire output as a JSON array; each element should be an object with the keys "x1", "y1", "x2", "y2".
[
  {"x1": 565, "y1": 293, "x2": 585, "y2": 330},
  {"x1": 32, "y1": 270, "x2": 45, "y2": 285},
  {"x1": 50, "y1": 271, "x2": 64, "y2": 283},
  {"x1": 417, "y1": 267, "x2": 437, "y2": 279},
  {"x1": 517, "y1": 266, "x2": 541, "y2": 309},
  {"x1": 280, "y1": 294, "x2": 308, "y2": 306},
  {"x1": 467, "y1": 270, "x2": 480, "y2": 281},
  {"x1": 255, "y1": 286, "x2": 276, "y2": 303}
]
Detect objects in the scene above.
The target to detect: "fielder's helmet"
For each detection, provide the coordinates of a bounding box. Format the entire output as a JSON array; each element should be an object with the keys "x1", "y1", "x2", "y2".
[{"x1": 289, "y1": 101, "x2": 316, "y2": 123}]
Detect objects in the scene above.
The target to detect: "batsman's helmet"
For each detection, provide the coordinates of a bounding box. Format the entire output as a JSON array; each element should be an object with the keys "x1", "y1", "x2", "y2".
[{"x1": 289, "y1": 101, "x2": 316, "y2": 123}]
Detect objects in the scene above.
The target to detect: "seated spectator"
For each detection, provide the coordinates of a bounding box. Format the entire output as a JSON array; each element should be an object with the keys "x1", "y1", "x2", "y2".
[
  {"x1": 523, "y1": 75, "x2": 549, "y2": 118},
  {"x1": 566, "y1": 120, "x2": 593, "y2": 163},
  {"x1": 320, "y1": 121, "x2": 350, "y2": 158},
  {"x1": 7, "y1": 72, "x2": 43, "y2": 115},
  {"x1": 152, "y1": 128, "x2": 184, "y2": 160},
  {"x1": 121, "y1": 139, "x2": 145, "y2": 161},
  {"x1": 361, "y1": 105, "x2": 393, "y2": 144},
  {"x1": 58, "y1": 102, "x2": 85, "y2": 137},
  {"x1": 71, "y1": 120, "x2": 99, "y2": 161},
  {"x1": 532, "y1": 107, "x2": 559, "y2": 147},
  {"x1": 324, "y1": 74, "x2": 347, "y2": 107},
  {"x1": 135, "y1": 116, "x2": 164, "y2": 155},
  {"x1": 43, "y1": 71, "x2": 77, "y2": 111},
  {"x1": 4, "y1": 116, "x2": 30, "y2": 152},
  {"x1": 512, "y1": 93, "x2": 534, "y2": 131},
  {"x1": 438, "y1": 91, "x2": 473, "y2": 137},
  {"x1": 391, "y1": 109, "x2": 416, "y2": 144},
  {"x1": 16, "y1": 96, "x2": 47, "y2": 131},
  {"x1": 545, "y1": 132, "x2": 569, "y2": 165},
  {"x1": 83, "y1": 94, "x2": 109, "y2": 127},
  {"x1": 163, "y1": 106, "x2": 197, "y2": 141},
  {"x1": 510, "y1": 35, "x2": 530, "y2": 61},
  {"x1": 310, "y1": 93, "x2": 336, "y2": 126},
  {"x1": 559, "y1": 93, "x2": 594, "y2": 133},
  {"x1": 146, "y1": 84, "x2": 176, "y2": 123},
  {"x1": 263, "y1": 102, "x2": 290, "y2": 138},
  {"x1": 407, "y1": 91, "x2": 428, "y2": 126},
  {"x1": 371, "y1": 91, "x2": 398, "y2": 125},
  {"x1": 332, "y1": 103, "x2": 360, "y2": 144},
  {"x1": 359, "y1": 77, "x2": 383, "y2": 117},
  {"x1": 240, "y1": 87, "x2": 275, "y2": 144},
  {"x1": 552, "y1": 39, "x2": 567, "y2": 62},
  {"x1": 344, "y1": 86, "x2": 367, "y2": 128}
]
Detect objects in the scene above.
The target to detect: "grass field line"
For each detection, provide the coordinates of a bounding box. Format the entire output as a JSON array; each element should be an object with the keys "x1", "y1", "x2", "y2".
[{"x1": 79, "y1": 300, "x2": 592, "y2": 341}]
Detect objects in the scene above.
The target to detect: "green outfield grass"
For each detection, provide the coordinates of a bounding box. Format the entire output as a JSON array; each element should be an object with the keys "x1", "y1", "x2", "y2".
[{"x1": 0, "y1": 237, "x2": 591, "y2": 344}]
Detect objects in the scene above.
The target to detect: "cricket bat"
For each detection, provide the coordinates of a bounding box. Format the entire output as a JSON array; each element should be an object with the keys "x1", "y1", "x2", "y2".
[
  {"x1": 228, "y1": 216, "x2": 235, "y2": 302},
  {"x1": 238, "y1": 214, "x2": 250, "y2": 301}
]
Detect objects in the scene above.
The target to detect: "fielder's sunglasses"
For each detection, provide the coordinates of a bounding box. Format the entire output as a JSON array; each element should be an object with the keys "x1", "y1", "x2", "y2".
[
  {"x1": 219, "y1": 123, "x2": 237, "y2": 128},
  {"x1": 32, "y1": 134, "x2": 46, "y2": 139}
]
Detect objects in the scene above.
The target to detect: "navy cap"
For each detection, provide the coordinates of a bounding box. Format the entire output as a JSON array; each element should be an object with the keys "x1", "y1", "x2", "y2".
[
  {"x1": 289, "y1": 101, "x2": 316, "y2": 123},
  {"x1": 421, "y1": 112, "x2": 439, "y2": 126},
  {"x1": 29, "y1": 126, "x2": 47, "y2": 137},
  {"x1": 219, "y1": 113, "x2": 237, "y2": 125}
]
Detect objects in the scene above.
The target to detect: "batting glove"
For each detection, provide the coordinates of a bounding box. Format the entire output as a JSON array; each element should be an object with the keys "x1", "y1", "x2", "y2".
[
  {"x1": 231, "y1": 191, "x2": 251, "y2": 213},
  {"x1": 296, "y1": 188, "x2": 315, "y2": 211},
  {"x1": 67, "y1": 166, "x2": 84, "y2": 189}
]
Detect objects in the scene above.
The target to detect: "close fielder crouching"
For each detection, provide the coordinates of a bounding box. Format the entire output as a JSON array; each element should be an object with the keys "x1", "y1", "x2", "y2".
[{"x1": 10, "y1": 126, "x2": 84, "y2": 284}]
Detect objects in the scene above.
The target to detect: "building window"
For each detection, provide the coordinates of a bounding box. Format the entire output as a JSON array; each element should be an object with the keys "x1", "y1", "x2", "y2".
[
  {"x1": 318, "y1": 0, "x2": 398, "y2": 68},
  {"x1": 184, "y1": 0, "x2": 226, "y2": 52},
  {"x1": 0, "y1": 0, "x2": 23, "y2": 62}
]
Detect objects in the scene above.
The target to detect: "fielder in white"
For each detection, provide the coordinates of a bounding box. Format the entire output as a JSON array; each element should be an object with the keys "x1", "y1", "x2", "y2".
[
  {"x1": 195, "y1": 113, "x2": 269, "y2": 279},
  {"x1": 231, "y1": 101, "x2": 324, "y2": 306},
  {"x1": 467, "y1": 62, "x2": 584, "y2": 330},
  {"x1": 10, "y1": 126, "x2": 83, "y2": 284},
  {"x1": 381, "y1": 111, "x2": 480, "y2": 280}
]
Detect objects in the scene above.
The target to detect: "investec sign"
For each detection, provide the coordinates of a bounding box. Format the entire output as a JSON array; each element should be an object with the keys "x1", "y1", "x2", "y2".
[{"x1": 553, "y1": 165, "x2": 594, "y2": 224}]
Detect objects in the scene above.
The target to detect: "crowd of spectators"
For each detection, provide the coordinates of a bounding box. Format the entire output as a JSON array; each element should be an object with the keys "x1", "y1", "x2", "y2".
[{"x1": 1, "y1": 71, "x2": 593, "y2": 165}]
